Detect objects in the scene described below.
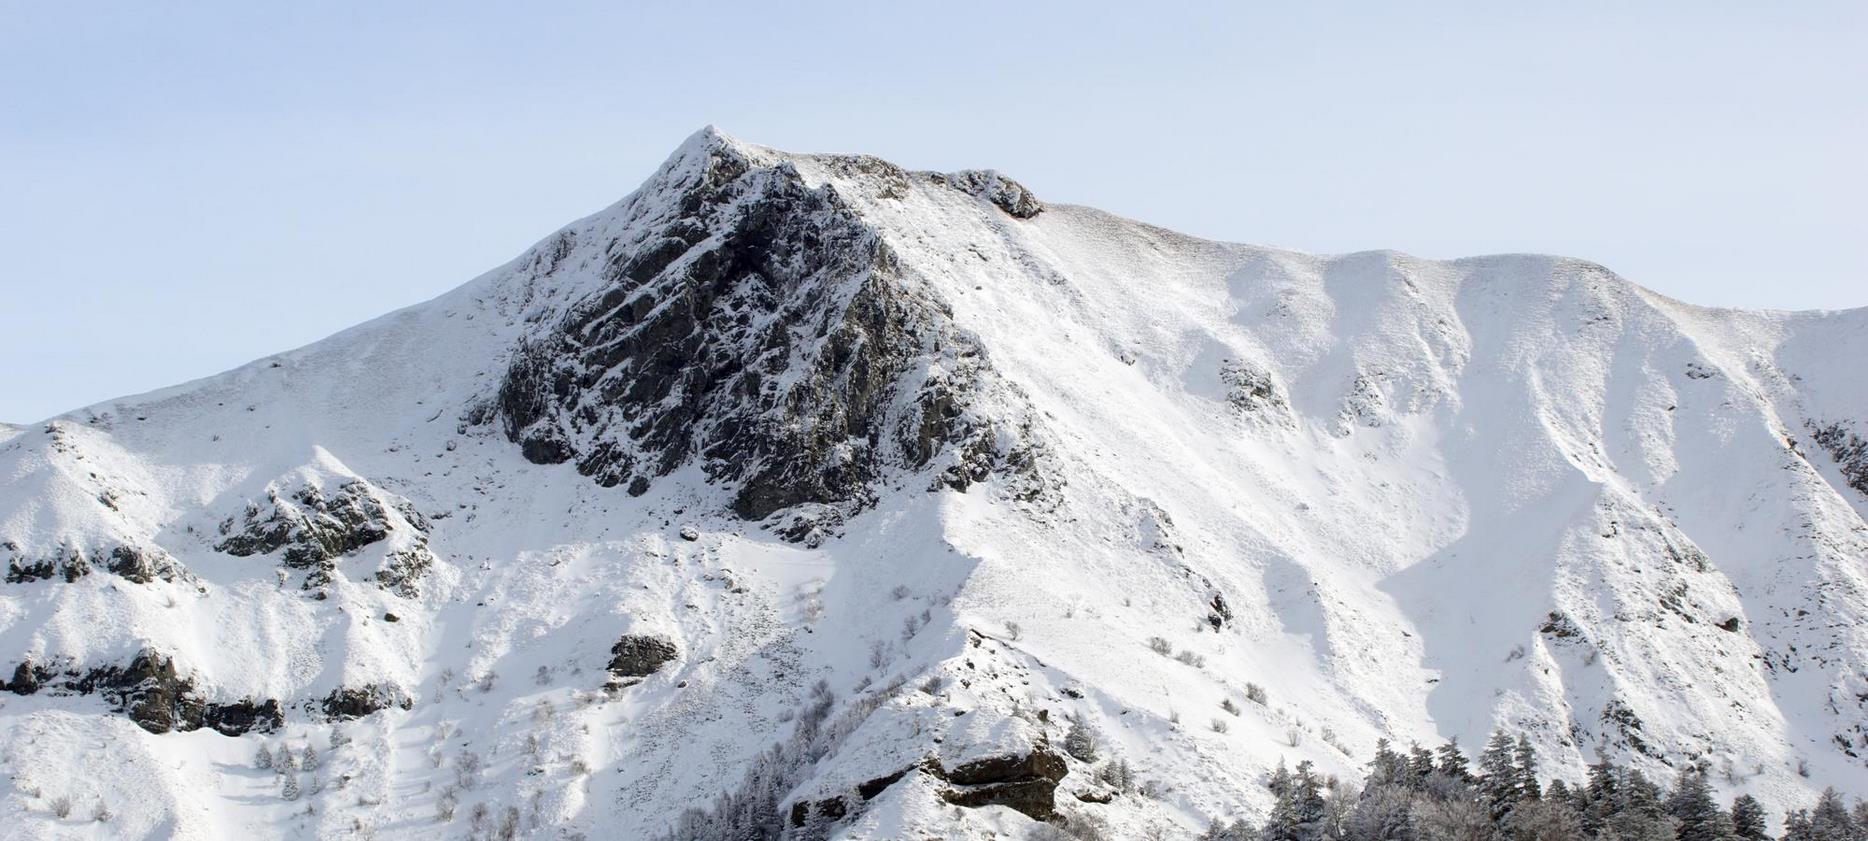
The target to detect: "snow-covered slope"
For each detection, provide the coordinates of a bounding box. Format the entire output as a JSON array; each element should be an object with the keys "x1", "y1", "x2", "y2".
[{"x1": 1, "y1": 128, "x2": 1864, "y2": 840}]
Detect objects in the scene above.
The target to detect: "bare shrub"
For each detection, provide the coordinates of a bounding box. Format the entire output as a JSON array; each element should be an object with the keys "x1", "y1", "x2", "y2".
[
  {"x1": 1211, "y1": 718, "x2": 1230, "y2": 734},
  {"x1": 1146, "y1": 636, "x2": 1173, "y2": 655},
  {"x1": 1245, "y1": 683, "x2": 1267, "y2": 705},
  {"x1": 51, "y1": 795, "x2": 73, "y2": 819},
  {"x1": 1221, "y1": 698, "x2": 1241, "y2": 716}
]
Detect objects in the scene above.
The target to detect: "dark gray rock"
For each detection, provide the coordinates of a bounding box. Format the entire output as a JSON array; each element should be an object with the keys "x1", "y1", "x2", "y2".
[
  {"x1": 607, "y1": 634, "x2": 678, "y2": 679},
  {"x1": 217, "y1": 480, "x2": 435, "y2": 595},
  {"x1": 1811, "y1": 420, "x2": 1868, "y2": 498},
  {"x1": 934, "y1": 743, "x2": 1069, "y2": 821},
  {"x1": 492, "y1": 137, "x2": 1016, "y2": 531},
  {"x1": 321, "y1": 683, "x2": 413, "y2": 721},
  {"x1": 934, "y1": 169, "x2": 1044, "y2": 219}
]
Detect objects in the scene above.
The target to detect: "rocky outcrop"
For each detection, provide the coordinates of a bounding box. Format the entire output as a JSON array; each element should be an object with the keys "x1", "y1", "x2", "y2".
[
  {"x1": 4, "y1": 544, "x2": 87, "y2": 583},
  {"x1": 3, "y1": 650, "x2": 282, "y2": 735},
  {"x1": 933, "y1": 744, "x2": 1070, "y2": 821},
  {"x1": 217, "y1": 480, "x2": 436, "y2": 594},
  {"x1": 926, "y1": 169, "x2": 1044, "y2": 219},
  {"x1": 606, "y1": 634, "x2": 678, "y2": 681},
  {"x1": 493, "y1": 137, "x2": 1019, "y2": 528},
  {"x1": 1811, "y1": 420, "x2": 1868, "y2": 499},
  {"x1": 784, "y1": 746, "x2": 1069, "y2": 831},
  {"x1": 4, "y1": 542, "x2": 186, "y2": 586},
  {"x1": 320, "y1": 683, "x2": 413, "y2": 720}
]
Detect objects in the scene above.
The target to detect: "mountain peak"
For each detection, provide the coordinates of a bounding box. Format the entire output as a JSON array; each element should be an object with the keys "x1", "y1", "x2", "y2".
[{"x1": 1, "y1": 131, "x2": 1865, "y2": 839}]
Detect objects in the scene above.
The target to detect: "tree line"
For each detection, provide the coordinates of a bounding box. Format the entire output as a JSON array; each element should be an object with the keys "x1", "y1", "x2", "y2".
[{"x1": 1201, "y1": 732, "x2": 1866, "y2": 841}]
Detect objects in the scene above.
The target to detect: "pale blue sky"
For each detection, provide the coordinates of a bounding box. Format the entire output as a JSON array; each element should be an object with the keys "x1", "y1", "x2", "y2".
[{"x1": 2, "y1": 2, "x2": 1863, "y2": 422}]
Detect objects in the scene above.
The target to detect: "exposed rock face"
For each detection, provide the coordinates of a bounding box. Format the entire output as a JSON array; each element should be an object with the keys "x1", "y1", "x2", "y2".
[
  {"x1": 493, "y1": 137, "x2": 1019, "y2": 527},
  {"x1": 926, "y1": 169, "x2": 1044, "y2": 219},
  {"x1": 3, "y1": 650, "x2": 281, "y2": 735},
  {"x1": 607, "y1": 634, "x2": 678, "y2": 679},
  {"x1": 202, "y1": 698, "x2": 286, "y2": 736},
  {"x1": 3, "y1": 540, "x2": 183, "y2": 585},
  {"x1": 933, "y1": 744, "x2": 1070, "y2": 821},
  {"x1": 217, "y1": 480, "x2": 435, "y2": 594},
  {"x1": 1812, "y1": 420, "x2": 1868, "y2": 498},
  {"x1": 5, "y1": 544, "x2": 88, "y2": 583},
  {"x1": 321, "y1": 683, "x2": 413, "y2": 721}
]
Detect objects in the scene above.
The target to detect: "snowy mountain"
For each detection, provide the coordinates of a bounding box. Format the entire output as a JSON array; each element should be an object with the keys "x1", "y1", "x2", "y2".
[{"x1": 2, "y1": 128, "x2": 1865, "y2": 840}]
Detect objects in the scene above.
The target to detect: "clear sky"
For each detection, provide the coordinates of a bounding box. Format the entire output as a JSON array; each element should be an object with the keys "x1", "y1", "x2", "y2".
[{"x1": 2, "y1": 2, "x2": 1863, "y2": 423}]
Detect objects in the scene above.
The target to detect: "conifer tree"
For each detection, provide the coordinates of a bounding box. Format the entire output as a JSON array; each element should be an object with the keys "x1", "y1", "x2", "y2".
[
  {"x1": 1063, "y1": 718, "x2": 1097, "y2": 763},
  {"x1": 1784, "y1": 809, "x2": 1814, "y2": 841},
  {"x1": 1368, "y1": 738, "x2": 1406, "y2": 789},
  {"x1": 254, "y1": 743, "x2": 273, "y2": 770},
  {"x1": 1667, "y1": 768, "x2": 1735, "y2": 841},
  {"x1": 1729, "y1": 795, "x2": 1768, "y2": 841},
  {"x1": 1262, "y1": 761, "x2": 1303, "y2": 841},
  {"x1": 1512, "y1": 736, "x2": 1540, "y2": 802},
  {"x1": 1607, "y1": 769, "x2": 1673, "y2": 841},
  {"x1": 1291, "y1": 760, "x2": 1328, "y2": 836},
  {"x1": 1477, "y1": 731, "x2": 1521, "y2": 821},
  {"x1": 1581, "y1": 760, "x2": 1619, "y2": 837},
  {"x1": 1503, "y1": 795, "x2": 1582, "y2": 841},
  {"x1": 1807, "y1": 788, "x2": 1854, "y2": 841},
  {"x1": 1406, "y1": 744, "x2": 1436, "y2": 788},
  {"x1": 1434, "y1": 738, "x2": 1471, "y2": 784}
]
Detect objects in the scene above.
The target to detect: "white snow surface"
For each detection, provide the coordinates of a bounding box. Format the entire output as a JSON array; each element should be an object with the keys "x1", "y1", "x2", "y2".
[{"x1": 1, "y1": 127, "x2": 1865, "y2": 839}]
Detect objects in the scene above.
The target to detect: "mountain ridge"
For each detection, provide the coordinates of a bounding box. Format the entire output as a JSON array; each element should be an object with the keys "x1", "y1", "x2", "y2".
[{"x1": 1, "y1": 127, "x2": 1864, "y2": 840}]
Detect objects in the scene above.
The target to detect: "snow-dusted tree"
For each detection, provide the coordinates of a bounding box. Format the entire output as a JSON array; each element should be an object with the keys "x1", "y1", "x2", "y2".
[
  {"x1": 275, "y1": 744, "x2": 297, "y2": 772},
  {"x1": 1064, "y1": 717, "x2": 1098, "y2": 763},
  {"x1": 1783, "y1": 809, "x2": 1814, "y2": 841},
  {"x1": 1346, "y1": 782, "x2": 1415, "y2": 841},
  {"x1": 1511, "y1": 736, "x2": 1540, "y2": 802},
  {"x1": 1096, "y1": 758, "x2": 1134, "y2": 792},
  {"x1": 1604, "y1": 769, "x2": 1673, "y2": 841},
  {"x1": 254, "y1": 743, "x2": 274, "y2": 770},
  {"x1": 1262, "y1": 761, "x2": 1302, "y2": 841},
  {"x1": 1320, "y1": 781, "x2": 1358, "y2": 841},
  {"x1": 1200, "y1": 818, "x2": 1257, "y2": 841},
  {"x1": 301, "y1": 745, "x2": 319, "y2": 772},
  {"x1": 1405, "y1": 744, "x2": 1436, "y2": 787},
  {"x1": 1433, "y1": 739, "x2": 1471, "y2": 784},
  {"x1": 1729, "y1": 795, "x2": 1768, "y2": 841},
  {"x1": 1408, "y1": 796, "x2": 1491, "y2": 841},
  {"x1": 1579, "y1": 760, "x2": 1619, "y2": 837},
  {"x1": 1807, "y1": 788, "x2": 1855, "y2": 841},
  {"x1": 1503, "y1": 795, "x2": 1582, "y2": 841},
  {"x1": 1477, "y1": 731, "x2": 1521, "y2": 821},
  {"x1": 1667, "y1": 768, "x2": 1735, "y2": 841},
  {"x1": 494, "y1": 805, "x2": 520, "y2": 840},
  {"x1": 1366, "y1": 739, "x2": 1408, "y2": 789},
  {"x1": 281, "y1": 773, "x2": 301, "y2": 801}
]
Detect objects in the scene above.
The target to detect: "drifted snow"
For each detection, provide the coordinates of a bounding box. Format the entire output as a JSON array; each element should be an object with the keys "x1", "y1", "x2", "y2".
[{"x1": 0, "y1": 127, "x2": 1864, "y2": 839}]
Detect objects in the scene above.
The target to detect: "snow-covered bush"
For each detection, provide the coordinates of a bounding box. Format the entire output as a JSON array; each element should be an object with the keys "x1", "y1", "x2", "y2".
[{"x1": 1064, "y1": 718, "x2": 1099, "y2": 762}]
